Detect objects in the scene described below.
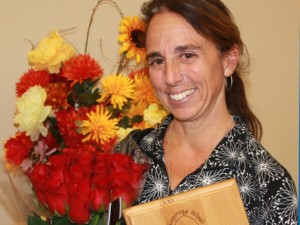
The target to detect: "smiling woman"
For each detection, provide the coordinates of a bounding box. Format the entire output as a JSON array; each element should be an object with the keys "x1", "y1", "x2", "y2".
[{"x1": 116, "y1": 0, "x2": 298, "y2": 224}]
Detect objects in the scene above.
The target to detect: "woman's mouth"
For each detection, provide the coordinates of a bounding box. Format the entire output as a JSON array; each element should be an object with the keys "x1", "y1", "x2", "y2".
[{"x1": 169, "y1": 88, "x2": 196, "y2": 101}]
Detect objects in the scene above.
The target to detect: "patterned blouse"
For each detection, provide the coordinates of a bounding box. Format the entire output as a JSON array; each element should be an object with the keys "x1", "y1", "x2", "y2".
[{"x1": 116, "y1": 115, "x2": 298, "y2": 225}]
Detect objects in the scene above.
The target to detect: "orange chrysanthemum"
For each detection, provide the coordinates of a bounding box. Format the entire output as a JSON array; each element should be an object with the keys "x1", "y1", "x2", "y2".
[
  {"x1": 130, "y1": 69, "x2": 159, "y2": 115},
  {"x1": 118, "y1": 16, "x2": 146, "y2": 64},
  {"x1": 79, "y1": 105, "x2": 119, "y2": 145},
  {"x1": 98, "y1": 74, "x2": 135, "y2": 110},
  {"x1": 61, "y1": 54, "x2": 104, "y2": 86},
  {"x1": 16, "y1": 69, "x2": 51, "y2": 97},
  {"x1": 55, "y1": 107, "x2": 89, "y2": 148},
  {"x1": 44, "y1": 82, "x2": 70, "y2": 110}
]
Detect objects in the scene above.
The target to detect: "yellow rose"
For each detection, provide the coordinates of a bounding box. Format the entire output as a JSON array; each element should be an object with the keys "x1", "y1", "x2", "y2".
[
  {"x1": 143, "y1": 103, "x2": 168, "y2": 126},
  {"x1": 14, "y1": 86, "x2": 52, "y2": 141},
  {"x1": 117, "y1": 127, "x2": 134, "y2": 141},
  {"x1": 28, "y1": 31, "x2": 76, "y2": 73}
]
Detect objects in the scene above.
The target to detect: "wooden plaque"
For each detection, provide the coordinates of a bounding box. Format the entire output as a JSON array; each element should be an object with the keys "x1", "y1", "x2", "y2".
[{"x1": 122, "y1": 179, "x2": 249, "y2": 225}]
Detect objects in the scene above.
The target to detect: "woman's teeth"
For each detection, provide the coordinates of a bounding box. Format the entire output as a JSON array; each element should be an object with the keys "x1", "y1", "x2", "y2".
[{"x1": 170, "y1": 89, "x2": 195, "y2": 101}]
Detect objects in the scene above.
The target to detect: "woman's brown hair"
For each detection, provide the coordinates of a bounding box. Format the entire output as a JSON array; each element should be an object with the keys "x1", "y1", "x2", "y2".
[{"x1": 141, "y1": 0, "x2": 262, "y2": 140}]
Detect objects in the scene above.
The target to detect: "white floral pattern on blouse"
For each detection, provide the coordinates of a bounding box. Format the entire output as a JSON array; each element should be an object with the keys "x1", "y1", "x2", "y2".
[{"x1": 116, "y1": 115, "x2": 298, "y2": 225}]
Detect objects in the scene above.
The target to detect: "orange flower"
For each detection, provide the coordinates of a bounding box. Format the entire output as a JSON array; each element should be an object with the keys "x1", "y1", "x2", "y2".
[
  {"x1": 61, "y1": 54, "x2": 104, "y2": 86},
  {"x1": 44, "y1": 82, "x2": 70, "y2": 110},
  {"x1": 16, "y1": 69, "x2": 51, "y2": 97},
  {"x1": 98, "y1": 74, "x2": 135, "y2": 110},
  {"x1": 79, "y1": 105, "x2": 119, "y2": 145},
  {"x1": 130, "y1": 69, "x2": 159, "y2": 115},
  {"x1": 55, "y1": 107, "x2": 89, "y2": 148}
]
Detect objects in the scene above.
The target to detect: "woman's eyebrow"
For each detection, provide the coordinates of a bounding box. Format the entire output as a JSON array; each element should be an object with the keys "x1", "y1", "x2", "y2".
[
  {"x1": 174, "y1": 44, "x2": 203, "y2": 53},
  {"x1": 146, "y1": 52, "x2": 163, "y2": 61}
]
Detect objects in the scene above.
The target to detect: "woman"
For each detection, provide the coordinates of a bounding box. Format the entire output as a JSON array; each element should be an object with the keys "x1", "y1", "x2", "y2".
[{"x1": 116, "y1": 0, "x2": 298, "y2": 224}]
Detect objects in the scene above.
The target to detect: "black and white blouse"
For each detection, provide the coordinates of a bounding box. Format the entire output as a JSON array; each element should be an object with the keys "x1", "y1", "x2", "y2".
[{"x1": 116, "y1": 115, "x2": 298, "y2": 224}]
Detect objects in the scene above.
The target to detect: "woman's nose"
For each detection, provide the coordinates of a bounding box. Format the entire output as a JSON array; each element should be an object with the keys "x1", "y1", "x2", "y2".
[{"x1": 164, "y1": 60, "x2": 183, "y2": 86}]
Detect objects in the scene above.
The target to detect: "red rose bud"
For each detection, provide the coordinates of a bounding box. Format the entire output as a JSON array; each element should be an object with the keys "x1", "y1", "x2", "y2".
[
  {"x1": 91, "y1": 187, "x2": 111, "y2": 210},
  {"x1": 68, "y1": 196, "x2": 91, "y2": 224},
  {"x1": 44, "y1": 188, "x2": 69, "y2": 215}
]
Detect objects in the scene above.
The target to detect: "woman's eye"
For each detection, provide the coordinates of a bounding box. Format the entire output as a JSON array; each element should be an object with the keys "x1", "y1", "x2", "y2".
[
  {"x1": 149, "y1": 58, "x2": 164, "y2": 68},
  {"x1": 179, "y1": 53, "x2": 197, "y2": 62},
  {"x1": 184, "y1": 53, "x2": 195, "y2": 59}
]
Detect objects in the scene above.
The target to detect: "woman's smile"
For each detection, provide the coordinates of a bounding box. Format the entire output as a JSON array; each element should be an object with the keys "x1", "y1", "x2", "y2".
[{"x1": 169, "y1": 88, "x2": 196, "y2": 101}]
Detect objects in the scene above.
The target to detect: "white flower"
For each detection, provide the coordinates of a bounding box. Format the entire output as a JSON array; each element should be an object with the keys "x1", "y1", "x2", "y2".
[{"x1": 14, "y1": 85, "x2": 52, "y2": 141}]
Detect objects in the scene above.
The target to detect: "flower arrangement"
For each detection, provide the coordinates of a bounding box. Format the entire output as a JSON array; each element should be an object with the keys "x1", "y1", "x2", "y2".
[{"x1": 2, "y1": 2, "x2": 167, "y2": 225}]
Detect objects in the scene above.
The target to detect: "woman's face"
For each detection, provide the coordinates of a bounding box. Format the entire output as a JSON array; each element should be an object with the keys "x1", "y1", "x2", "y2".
[{"x1": 146, "y1": 11, "x2": 236, "y2": 122}]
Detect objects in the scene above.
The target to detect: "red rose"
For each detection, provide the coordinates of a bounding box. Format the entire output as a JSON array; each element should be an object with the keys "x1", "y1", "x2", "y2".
[
  {"x1": 68, "y1": 179, "x2": 92, "y2": 224},
  {"x1": 91, "y1": 153, "x2": 111, "y2": 210},
  {"x1": 48, "y1": 154, "x2": 70, "y2": 169},
  {"x1": 109, "y1": 171, "x2": 137, "y2": 204},
  {"x1": 27, "y1": 157, "x2": 70, "y2": 216},
  {"x1": 130, "y1": 163, "x2": 148, "y2": 187},
  {"x1": 91, "y1": 186, "x2": 111, "y2": 210},
  {"x1": 68, "y1": 195, "x2": 91, "y2": 224},
  {"x1": 44, "y1": 186, "x2": 69, "y2": 215},
  {"x1": 115, "y1": 186, "x2": 137, "y2": 206},
  {"x1": 110, "y1": 154, "x2": 133, "y2": 172},
  {"x1": 27, "y1": 163, "x2": 49, "y2": 189},
  {"x1": 5, "y1": 132, "x2": 33, "y2": 166},
  {"x1": 109, "y1": 171, "x2": 131, "y2": 188}
]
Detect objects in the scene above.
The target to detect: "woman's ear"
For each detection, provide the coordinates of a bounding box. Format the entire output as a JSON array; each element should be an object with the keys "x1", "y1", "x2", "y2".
[{"x1": 223, "y1": 44, "x2": 239, "y2": 77}]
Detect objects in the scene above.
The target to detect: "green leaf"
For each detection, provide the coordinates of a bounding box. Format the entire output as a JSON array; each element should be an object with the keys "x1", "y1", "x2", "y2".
[
  {"x1": 77, "y1": 91, "x2": 100, "y2": 106},
  {"x1": 88, "y1": 214, "x2": 99, "y2": 225},
  {"x1": 68, "y1": 79, "x2": 101, "y2": 107},
  {"x1": 118, "y1": 116, "x2": 130, "y2": 127},
  {"x1": 51, "y1": 214, "x2": 74, "y2": 225},
  {"x1": 47, "y1": 117, "x2": 64, "y2": 145},
  {"x1": 131, "y1": 115, "x2": 143, "y2": 123},
  {"x1": 28, "y1": 214, "x2": 48, "y2": 225}
]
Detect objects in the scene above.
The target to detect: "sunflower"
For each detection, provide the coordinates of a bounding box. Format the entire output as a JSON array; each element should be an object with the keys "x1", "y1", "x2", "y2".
[
  {"x1": 79, "y1": 105, "x2": 119, "y2": 145},
  {"x1": 61, "y1": 54, "x2": 104, "y2": 86},
  {"x1": 98, "y1": 74, "x2": 135, "y2": 110},
  {"x1": 118, "y1": 16, "x2": 146, "y2": 64},
  {"x1": 16, "y1": 69, "x2": 51, "y2": 97}
]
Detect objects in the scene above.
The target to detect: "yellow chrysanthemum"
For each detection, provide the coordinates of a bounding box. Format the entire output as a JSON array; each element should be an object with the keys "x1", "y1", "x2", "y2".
[
  {"x1": 131, "y1": 70, "x2": 159, "y2": 115},
  {"x1": 79, "y1": 105, "x2": 119, "y2": 144},
  {"x1": 98, "y1": 74, "x2": 135, "y2": 110},
  {"x1": 118, "y1": 16, "x2": 146, "y2": 64},
  {"x1": 14, "y1": 86, "x2": 52, "y2": 141},
  {"x1": 143, "y1": 103, "x2": 168, "y2": 126},
  {"x1": 28, "y1": 30, "x2": 76, "y2": 73}
]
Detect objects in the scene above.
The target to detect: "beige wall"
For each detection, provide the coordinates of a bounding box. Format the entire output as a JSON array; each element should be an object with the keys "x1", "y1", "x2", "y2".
[{"x1": 0, "y1": 1, "x2": 298, "y2": 224}]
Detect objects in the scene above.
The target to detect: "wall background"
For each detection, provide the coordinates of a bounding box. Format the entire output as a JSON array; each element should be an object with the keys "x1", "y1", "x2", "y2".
[{"x1": 0, "y1": 0, "x2": 298, "y2": 224}]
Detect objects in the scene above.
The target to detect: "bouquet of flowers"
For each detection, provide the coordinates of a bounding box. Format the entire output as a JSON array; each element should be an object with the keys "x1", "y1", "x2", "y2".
[{"x1": 2, "y1": 3, "x2": 167, "y2": 225}]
